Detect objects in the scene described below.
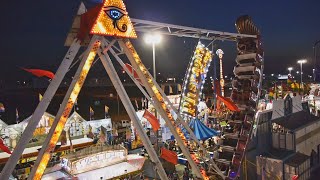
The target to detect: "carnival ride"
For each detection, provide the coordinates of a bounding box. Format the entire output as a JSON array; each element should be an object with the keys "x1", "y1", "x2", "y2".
[
  {"x1": 0, "y1": 0, "x2": 262, "y2": 180},
  {"x1": 179, "y1": 42, "x2": 212, "y2": 118},
  {"x1": 228, "y1": 15, "x2": 263, "y2": 179}
]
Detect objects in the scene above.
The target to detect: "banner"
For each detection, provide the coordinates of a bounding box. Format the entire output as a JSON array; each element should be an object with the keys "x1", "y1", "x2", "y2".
[
  {"x1": 143, "y1": 110, "x2": 160, "y2": 131},
  {"x1": 22, "y1": 68, "x2": 54, "y2": 79},
  {"x1": 160, "y1": 147, "x2": 177, "y2": 165}
]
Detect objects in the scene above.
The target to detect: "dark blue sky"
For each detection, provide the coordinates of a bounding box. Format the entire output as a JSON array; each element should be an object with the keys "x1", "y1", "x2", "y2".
[{"x1": 1, "y1": 0, "x2": 320, "y2": 81}]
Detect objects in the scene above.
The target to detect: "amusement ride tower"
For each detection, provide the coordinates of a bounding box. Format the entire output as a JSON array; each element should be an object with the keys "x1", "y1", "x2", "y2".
[{"x1": 216, "y1": 49, "x2": 225, "y2": 96}]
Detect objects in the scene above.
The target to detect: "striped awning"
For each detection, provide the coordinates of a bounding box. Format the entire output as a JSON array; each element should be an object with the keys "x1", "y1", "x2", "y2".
[{"x1": 182, "y1": 119, "x2": 219, "y2": 140}]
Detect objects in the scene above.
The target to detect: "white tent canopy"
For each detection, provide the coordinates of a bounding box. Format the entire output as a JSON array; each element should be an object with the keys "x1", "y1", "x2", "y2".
[
  {"x1": 0, "y1": 119, "x2": 8, "y2": 129},
  {"x1": 18, "y1": 112, "x2": 55, "y2": 132}
]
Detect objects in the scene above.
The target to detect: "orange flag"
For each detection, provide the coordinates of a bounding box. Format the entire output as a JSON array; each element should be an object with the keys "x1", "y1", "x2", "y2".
[
  {"x1": 160, "y1": 147, "x2": 178, "y2": 165},
  {"x1": 143, "y1": 110, "x2": 160, "y2": 131}
]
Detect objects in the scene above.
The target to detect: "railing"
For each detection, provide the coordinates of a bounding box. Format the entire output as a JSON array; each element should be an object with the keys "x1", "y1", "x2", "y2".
[{"x1": 64, "y1": 144, "x2": 126, "y2": 160}]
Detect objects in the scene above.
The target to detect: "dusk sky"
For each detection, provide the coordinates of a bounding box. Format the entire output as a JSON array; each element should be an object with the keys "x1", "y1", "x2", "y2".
[{"x1": 1, "y1": 0, "x2": 320, "y2": 81}]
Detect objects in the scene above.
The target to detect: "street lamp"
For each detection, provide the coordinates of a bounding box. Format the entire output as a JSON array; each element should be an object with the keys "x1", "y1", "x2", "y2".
[
  {"x1": 144, "y1": 33, "x2": 162, "y2": 81},
  {"x1": 287, "y1": 67, "x2": 293, "y2": 75},
  {"x1": 145, "y1": 33, "x2": 161, "y2": 153},
  {"x1": 297, "y1": 59, "x2": 307, "y2": 91},
  {"x1": 313, "y1": 68, "x2": 315, "y2": 80}
]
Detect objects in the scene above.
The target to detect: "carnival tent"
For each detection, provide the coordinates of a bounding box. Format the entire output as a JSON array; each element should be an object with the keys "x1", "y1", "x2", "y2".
[
  {"x1": 181, "y1": 119, "x2": 219, "y2": 140},
  {"x1": 0, "y1": 119, "x2": 8, "y2": 130},
  {"x1": 189, "y1": 119, "x2": 219, "y2": 140},
  {"x1": 86, "y1": 118, "x2": 112, "y2": 134},
  {"x1": 18, "y1": 112, "x2": 55, "y2": 132}
]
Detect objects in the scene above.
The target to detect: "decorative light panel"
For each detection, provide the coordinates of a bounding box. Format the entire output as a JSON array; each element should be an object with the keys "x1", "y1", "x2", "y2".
[
  {"x1": 90, "y1": 0, "x2": 137, "y2": 38},
  {"x1": 179, "y1": 42, "x2": 212, "y2": 117}
]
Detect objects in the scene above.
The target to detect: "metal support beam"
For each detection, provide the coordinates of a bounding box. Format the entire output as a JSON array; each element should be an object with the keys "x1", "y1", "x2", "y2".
[
  {"x1": 108, "y1": 41, "x2": 224, "y2": 178},
  {"x1": 134, "y1": 51, "x2": 225, "y2": 178},
  {"x1": 65, "y1": 18, "x2": 257, "y2": 47},
  {"x1": 98, "y1": 46, "x2": 168, "y2": 180},
  {"x1": 28, "y1": 36, "x2": 101, "y2": 180},
  {"x1": 151, "y1": 77, "x2": 225, "y2": 178},
  {"x1": 0, "y1": 39, "x2": 82, "y2": 180},
  {"x1": 107, "y1": 37, "x2": 224, "y2": 178},
  {"x1": 118, "y1": 39, "x2": 204, "y2": 178},
  {"x1": 131, "y1": 18, "x2": 257, "y2": 41},
  {"x1": 105, "y1": 44, "x2": 151, "y2": 102}
]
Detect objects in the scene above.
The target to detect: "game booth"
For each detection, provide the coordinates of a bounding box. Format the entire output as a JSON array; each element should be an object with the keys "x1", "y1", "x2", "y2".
[{"x1": 42, "y1": 145, "x2": 145, "y2": 180}]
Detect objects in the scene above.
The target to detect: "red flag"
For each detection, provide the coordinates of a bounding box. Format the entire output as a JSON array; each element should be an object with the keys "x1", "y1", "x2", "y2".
[
  {"x1": 160, "y1": 147, "x2": 178, "y2": 165},
  {"x1": 0, "y1": 139, "x2": 11, "y2": 154},
  {"x1": 22, "y1": 68, "x2": 54, "y2": 79},
  {"x1": 292, "y1": 175, "x2": 298, "y2": 180},
  {"x1": 143, "y1": 110, "x2": 160, "y2": 131},
  {"x1": 217, "y1": 94, "x2": 240, "y2": 112},
  {"x1": 124, "y1": 63, "x2": 143, "y2": 85}
]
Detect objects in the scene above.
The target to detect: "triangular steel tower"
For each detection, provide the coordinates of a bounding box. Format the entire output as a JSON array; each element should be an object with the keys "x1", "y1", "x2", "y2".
[
  {"x1": 0, "y1": 0, "x2": 162, "y2": 179},
  {"x1": 0, "y1": 0, "x2": 230, "y2": 179}
]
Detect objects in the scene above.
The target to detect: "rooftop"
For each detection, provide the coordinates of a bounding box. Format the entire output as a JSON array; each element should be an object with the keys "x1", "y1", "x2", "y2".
[
  {"x1": 272, "y1": 110, "x2": 319, "y2": 131},
  {"x1": 285, "y1": 152, "x2": 310, "y2": 167},
  {"x1": 260, "y1": 148, "x2": 295, "y2": 160}
]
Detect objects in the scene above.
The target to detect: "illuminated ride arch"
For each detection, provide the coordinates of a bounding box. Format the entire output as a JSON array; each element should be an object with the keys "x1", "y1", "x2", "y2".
[
  {"x1": 0, "y1": 0, "x2": 262, "y2": 179},
  {"x1": 179, "y1": 42, "x2": 212, "y2": 118}
]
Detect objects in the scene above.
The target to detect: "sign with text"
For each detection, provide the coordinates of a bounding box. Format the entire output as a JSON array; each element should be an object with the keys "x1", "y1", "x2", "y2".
[{"x1": 69, "y1": 149, "x2": 126, "y2": 174}]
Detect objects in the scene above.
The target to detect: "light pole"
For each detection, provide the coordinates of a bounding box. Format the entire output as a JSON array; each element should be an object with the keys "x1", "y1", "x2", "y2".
[
  {"x1": 313, "y1": 68, "x2": 315, "y2": 80},
  {"x1": 145, "y1": 33, "x2": 161, "y2": 81},
  {"x1": 297, "y1": 59, "x2": 307, "y2": 92},
  {"x1": 314, "y1": 40, "x2": 320, "y2": 81},
  {"x1": 287, "y1": 67, "x2": 293, "y2": 75},
  {"x1": 144, "y1": 33, "x2": 161, "y2": 153}
]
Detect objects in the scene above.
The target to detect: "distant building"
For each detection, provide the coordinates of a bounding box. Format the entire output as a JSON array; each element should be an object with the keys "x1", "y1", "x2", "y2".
[{"x1": 254, "y1": 94, "x2": 320, "y2": 180}]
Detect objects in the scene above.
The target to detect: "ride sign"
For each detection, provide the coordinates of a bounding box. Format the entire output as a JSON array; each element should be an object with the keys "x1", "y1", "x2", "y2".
[{"x1": 68, "y1": 149, "x2": 126, "y2": 174}]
